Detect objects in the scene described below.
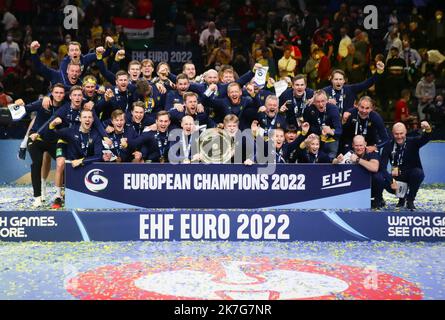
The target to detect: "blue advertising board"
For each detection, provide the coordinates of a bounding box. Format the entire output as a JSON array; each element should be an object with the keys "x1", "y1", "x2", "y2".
[
  {"x1": 0, "y1": 210, "x2": 444, "y2": 242},
  {"x1": 65, "y1": 164, "x2": 371, "y2": 210}
]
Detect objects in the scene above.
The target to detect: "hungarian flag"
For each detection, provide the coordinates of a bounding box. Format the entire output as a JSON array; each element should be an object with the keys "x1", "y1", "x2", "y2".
[{"x1": 113, "y1": 17, "x2": 154, "y2": 40}]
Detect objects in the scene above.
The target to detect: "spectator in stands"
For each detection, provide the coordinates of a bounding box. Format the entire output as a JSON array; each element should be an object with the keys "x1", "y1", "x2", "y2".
[
  {"x1": 394, "y1": 89, "x2": 416, "y2": 124},
  {"x1": 401, "y1": 37, "x2": 421, "y2": 83},
  {"x1": 278, "y1": 46, "x2": 297, "y2": 78},
  {"x1": 385, "y1": 46, "x2": 407, "y2": 100},
  {"x1": 384, "y1": 29, "x2": 402, "y2": 58},
  {"x1": 406, "y1": 21, "x2": 426, "y2": 50},
  {"x1": 0, "y1": 32, "x2": 20, "y2": 68},
  {"x1": 337, "y1": 26, "x2": 352, "y2": 62},
  {"x1": 339, "y1": 43, "x2": 367, "y2": 84},
  {"x1": 199, "y1": 21, "x2": 221, "y2": 48},
  {"x1": 40, "y1": 44, "x2": 58, "y2": 68},
  {"x1": 90, "y1": 18, "x2": 103, "y2": 41},
  {"x1": 206, "y1": 38, "x2": 233, "y2": 69},
  {"x1": 428, "y1": 10, "x2": 445, "y2": 52},
  {"x1": 237, "y1": 0, "x2": 258, "y2": 34},
  {"x1": 58, "y1": 34, "x2": 72, "y2": 63},
  {"x1": 1, "y1": 7, "x2": 18, "y2": 33},
  {"x1": 415, "y1": 71, "x2": 436, "y2": 121},
  {"x1": 0, "y1": 86, "x2": 12, "y2": 107},
  {"x1": 303, "y1": 46, "x2": 322, "y2": 89}
]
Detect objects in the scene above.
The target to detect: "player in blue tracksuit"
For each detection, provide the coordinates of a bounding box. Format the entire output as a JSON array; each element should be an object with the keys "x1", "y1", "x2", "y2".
[
  {"x1": 16, "y1": 84, "x2": 66, "y2": 207},
  {"x1": 59, "y1": 37, "x2": 114, "y2": 77},
  {"x1": 168, "y1": 65, "x2": 260, "y2": 100},
  {"x1": 54, "y1": 109, "x2": 103, "y2": 167},
  {"x1": 81, "y1": 75, "x2": 104, "y2": 106},
  {"x1": 303, "y1": 90, "x2": 342, "y2": 160},
  {"x1": 103, "y1": 102, "x2": 151, "y2": 134},
  {"x1": 323, "y1": 61, "x2": 385, "y2": 115},
  {"x1": 95, "y1": 70, "x2": 137, "y2": 120},
  {"x1": 165, "y1": 74, "x2": 194, "y2": 111},
  {"x1": 243, "y1": 82, "x2": 274, "y2": 108},
  {"x1": 279, "y1": 75, "x2": 314, "y2": 128},
  {"x1": 168, "y1": 115, "x2": 201, "y2": 163},
  {"x1": 49, "y1": 86, "x2": 108, "y2": 138},
  {"x1": 341, "y1": 96, "x2": 389, "y2": 154},
  {"x1": 169, "y1": 92, "x2": 214, "y2": 130},
  {"x1": 29, "y1": 41, "x2": 82, "y2": 90},
  {"x1": 258, "y1": 127, "x2": 300, "y2": 163},
  {"x1": 379, "y1": 121, "x2": 432, "y2": 210},
  {"x1": 203, "y1": 82, "x2": 259, "y2": 129},
  {"x1": 128, "y1": 111, "x2": 172, "y2": 163},
  {"x1": 102, "y1": 109, "x2": 138, "y2": 162},
  {"x1": 46, "y1": 86, "x2": 109, "y2": 208},
  {"x1": 295, "y1": 132, "x2": 331, "y2": 164},
  {"x1": 252, "y1": 95, "x2": 288, "y2": 142}
]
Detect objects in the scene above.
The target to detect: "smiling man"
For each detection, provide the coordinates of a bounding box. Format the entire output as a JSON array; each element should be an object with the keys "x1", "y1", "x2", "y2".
[
  {"x1": 341, "y1": 96, "x2": 389, "y2": 154},
  {"x1": 380, "y1": 121, "x2": 432, "y2": 210}
]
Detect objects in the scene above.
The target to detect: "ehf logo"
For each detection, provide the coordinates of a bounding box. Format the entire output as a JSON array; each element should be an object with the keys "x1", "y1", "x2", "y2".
[
  {"x1": 65, "y1": 257, "x2": 422, "y2": 300},
  {"x1": 84, "y1": 169, "x2": 108, "y2": 192},
  {"x1": 321, "y1": 169, "x2": 352, "y2": 190}
]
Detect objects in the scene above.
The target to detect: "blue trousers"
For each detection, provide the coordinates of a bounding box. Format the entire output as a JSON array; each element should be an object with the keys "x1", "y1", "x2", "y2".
[{"x1": 396, "y1": 168, "x2": 425, "y2": 201}]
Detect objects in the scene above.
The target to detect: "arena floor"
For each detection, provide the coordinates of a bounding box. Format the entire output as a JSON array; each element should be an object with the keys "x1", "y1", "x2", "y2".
[{"x1": 1, "y1": 184, "x2": 444, "y2": 300}]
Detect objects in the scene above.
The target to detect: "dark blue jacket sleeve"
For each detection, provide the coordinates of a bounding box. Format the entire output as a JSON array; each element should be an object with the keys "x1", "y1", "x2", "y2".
[
  {"x1": 168, "y1": 72, "x2": 177, "y2": 83},
  {"x1": 371, "y1": 112, "x2": 390, "y2": 149},
  {"x1": 188, "y1": 82, "x2": 206, "y2": 96},
  {"x1": 347, "y1": 74, "x2": 378, "y2": 94},
  {"x1": 414, "y1": 130, "x2": 432, "y2": 148},
  {"x1": 96, "y1": 59, "x2": 116, "y2": 84},
  {"x1": 31, "y1": 53, "x2": 59, "y2": 82},
  {"x1": 25, "y1": 100, "x2": 43, "y2": 113},
  {"x1": 81, "y1": 52, "x2": 97, "y2": 69},
  {"x1": 82, "y1": 134, "x2": 103, "y2": 164},
  {"x1": 93, "y1": 113, "x2": 109, "y2": 138},
  {"x1": 236, "y1": 70, "x2": 255, "y2": 86}
]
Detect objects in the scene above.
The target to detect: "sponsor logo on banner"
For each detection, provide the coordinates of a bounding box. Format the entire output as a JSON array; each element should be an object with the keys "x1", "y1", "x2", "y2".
[
  {"x1": 66, "y1": 257, "x2": 423, "y2": 300},
  {"x1": 84, "y1": 169, "x2": 108, "y2": 192}
]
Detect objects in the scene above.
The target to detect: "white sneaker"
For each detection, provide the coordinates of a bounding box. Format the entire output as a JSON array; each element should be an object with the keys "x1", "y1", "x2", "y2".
[{"x1": 32, "y1": 197, "x2": 42, "y2": 208}]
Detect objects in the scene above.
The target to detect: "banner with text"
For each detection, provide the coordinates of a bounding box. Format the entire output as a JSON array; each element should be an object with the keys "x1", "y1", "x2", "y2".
[
  {"x1": 127, "y1": 44, "x2": 202, "y2": 73},
  {"x1": 65, "y1": 164, "x2": 370, "y2": 210}
]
